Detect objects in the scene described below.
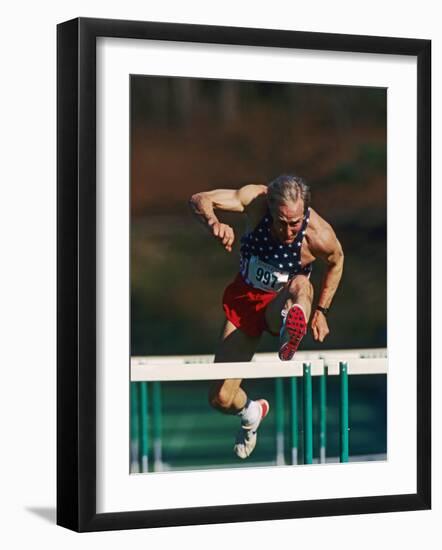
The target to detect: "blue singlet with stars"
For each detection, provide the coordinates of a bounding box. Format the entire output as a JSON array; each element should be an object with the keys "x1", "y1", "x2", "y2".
[{"x1": 239, "y1": 207, "x2": 312, "y2": 286}]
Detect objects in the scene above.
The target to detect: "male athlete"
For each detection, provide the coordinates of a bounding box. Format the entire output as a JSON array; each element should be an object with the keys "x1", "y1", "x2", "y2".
[{"x1": 189, "y1": 175, "x2": 344, "y2": 459}]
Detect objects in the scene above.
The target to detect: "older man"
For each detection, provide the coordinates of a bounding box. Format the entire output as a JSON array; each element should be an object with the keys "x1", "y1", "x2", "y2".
[{"x1": 189, "y1": 175, "x2": 344, "y2": 459}]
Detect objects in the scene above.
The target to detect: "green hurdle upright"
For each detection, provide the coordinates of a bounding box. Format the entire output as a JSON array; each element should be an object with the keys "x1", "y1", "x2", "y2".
[
  {"x1": 303, "y1": 363, "x2": 313, "y2": 464},
  {"x1": 275, "y1": 378, "x2": 285, "y2": 465},
  {"x1": 339, "y1": 361, "x2": 349, "y2": 462},
  {"x1": 130, "y1": 382, "x2": 151, "y2": 473},
  {"x1": 152, "y1": 381, "x2": 163, "y2": 471},
  {"x1": 319, "y1": 367, "x2": 327, "y2": 463},
  {"x1": 130, "y1": 382, "x2": 140, "y2": 473},
  {"x1": 289, "y1": 377, "x2": 298, "y2": 465},
  {"x1": 139, "y1": 382, "x2": 150, "y2": 473}
]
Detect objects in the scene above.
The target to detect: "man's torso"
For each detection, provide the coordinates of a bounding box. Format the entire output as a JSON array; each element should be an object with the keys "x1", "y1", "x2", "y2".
[{"x1": 239, "y1": 196, "x2": 318, "y2": 292}]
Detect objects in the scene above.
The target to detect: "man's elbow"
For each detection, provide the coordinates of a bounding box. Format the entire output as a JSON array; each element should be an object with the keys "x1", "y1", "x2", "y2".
[
  {"x1": 329, "y1": 248, "x2": 344, "y2": 269},
  {"x1": 336, "y1": 248, "x2": 344, "y2": 265},
  {"x1": 336, "y1": 249, "x2": 344, "y2": 272},
  {"x1": 189, "y1": 192, "x2": 203, "y2": 211},
  {"x1": 338, "y1": 248, "x2": 344, "y2": 263}
]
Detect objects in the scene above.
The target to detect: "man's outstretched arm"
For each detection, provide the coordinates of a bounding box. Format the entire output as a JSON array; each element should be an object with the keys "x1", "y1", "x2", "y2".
[{"x1": 189, "y1": 185, "x2": 266, "y2": 252}]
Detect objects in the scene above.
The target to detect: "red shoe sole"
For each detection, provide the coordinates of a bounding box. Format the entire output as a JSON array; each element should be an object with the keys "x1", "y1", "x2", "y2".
[{"x1": 279, "y1": 305, "x2": 307, "y2": 361}]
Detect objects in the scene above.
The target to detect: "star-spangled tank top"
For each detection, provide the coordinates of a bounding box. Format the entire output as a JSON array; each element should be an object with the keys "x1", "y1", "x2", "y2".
[{"x1": 239, "y1": 207, "x2": 312, "y2": 292}]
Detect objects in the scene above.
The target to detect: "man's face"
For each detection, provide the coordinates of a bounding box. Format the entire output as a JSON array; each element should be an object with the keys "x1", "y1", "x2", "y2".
[{"x1": 270, "y1": 199, "x2": 305, "y2": 245}]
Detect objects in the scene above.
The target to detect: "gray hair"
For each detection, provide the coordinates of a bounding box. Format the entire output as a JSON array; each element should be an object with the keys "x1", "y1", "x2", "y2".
[{"x1": 267, "y1": 174, "x2": 311, "y2": 211}]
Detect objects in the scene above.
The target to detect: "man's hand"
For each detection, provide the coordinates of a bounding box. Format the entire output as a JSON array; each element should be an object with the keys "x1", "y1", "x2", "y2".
[
  {"x1": 209, "y1": 220, "x2": 235, "y2": 252},
  {"x1": 311, "y1": 310, "x2": 330, "y2": 342}
]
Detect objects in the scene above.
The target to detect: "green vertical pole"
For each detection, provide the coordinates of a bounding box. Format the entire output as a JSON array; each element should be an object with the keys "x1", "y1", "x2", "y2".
[
  {"x1": 319, "y1": 366, "x2": 327, "y2": 464},
  {"x1": 152, "y1": 381, "x2": 163, "y2": 471},
  {"x1": 130, "y1": 382, "x2": 140, "y2": 473},
  {"x1": 139, "y1": 382, "x2": 149, "y2": 473},
  {"x1": 339, "y1": 361, "x2": 349, "y2": 463},
  {"x1": 275, "y1": 378, "x2": 285, "y2": 465},
  {"x1": 289, "y1": 377, "x2": 298, "y2": 465},
  {"x1": 303, "y1": 363, "x2": 313, "y2": 464}
]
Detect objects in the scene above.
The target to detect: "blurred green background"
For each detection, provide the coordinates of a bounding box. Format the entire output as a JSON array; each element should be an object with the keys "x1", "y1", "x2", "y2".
[
  {"x1": 132, "y1": 375, "x2": 386, "y2": 470},
  {"x1": 130, "y1": 76, "x2": 387, "y2": 470}
]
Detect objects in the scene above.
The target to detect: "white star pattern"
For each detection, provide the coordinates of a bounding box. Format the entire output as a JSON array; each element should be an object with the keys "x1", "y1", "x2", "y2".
[{"x1": 239, "y1": 210, "x2": 312, "y2": 278}]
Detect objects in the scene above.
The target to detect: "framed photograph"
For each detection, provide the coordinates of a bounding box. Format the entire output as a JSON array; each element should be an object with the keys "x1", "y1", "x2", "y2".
[{"x1": 57, "y1": 17, "x2": 431, "y2": 532}]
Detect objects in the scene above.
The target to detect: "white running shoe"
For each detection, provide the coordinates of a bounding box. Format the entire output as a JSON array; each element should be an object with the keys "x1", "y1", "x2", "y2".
[{"x1": 233, "y1": 399, "x2": 270, "y2": 459}]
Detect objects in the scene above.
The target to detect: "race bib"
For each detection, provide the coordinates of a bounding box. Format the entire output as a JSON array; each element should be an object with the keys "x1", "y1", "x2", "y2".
[{"x1": 247, "y1": 256, "x2": 289, "y2": 292}]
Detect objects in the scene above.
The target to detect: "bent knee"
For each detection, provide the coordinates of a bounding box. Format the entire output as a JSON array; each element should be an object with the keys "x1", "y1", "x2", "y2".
[
  {"x1": 208, "y1": 385, "x2": 235, "y2": 411},
  {"x1": 288, "y1": 275, "x2": 313, "y2": 296}
]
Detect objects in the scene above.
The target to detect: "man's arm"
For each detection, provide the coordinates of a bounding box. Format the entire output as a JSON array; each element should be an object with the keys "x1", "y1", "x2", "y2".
[
  {"x1": 189, "y1": 184, "x2": 267, "y2": 252},
  {"x1": 307, "y1": 216, "x2": 344, "y2": 342}
]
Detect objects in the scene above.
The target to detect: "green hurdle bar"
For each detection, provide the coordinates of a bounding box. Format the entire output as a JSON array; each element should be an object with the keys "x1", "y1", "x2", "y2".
[
  {"x1": 130, "y1": 382, "x2": 140, "y2": 473},
  {"x1": 275, "y1": 378, "x2": 285, "y2": 465},
  {"x1": 339, "y1": 361, "x2": 349, "y2": 462},
  {"x1": 303, "y1": 363, "x2": 313, "y2": 464},
  {"x1": 152, "y1": 381, "x2": 163, "y2": 471},
  {"x1": 319, "y1": 366, "x2": 327, "y2": 463},
  {"x1": 130, "y1": 382, "x2": 151, "y2": 473},
  {"x1": 289, "y1": 377, "x2": 298, "y2": 465},
  {"x1": 139, "y1": 382, "x2": 150, "y2": 472}
]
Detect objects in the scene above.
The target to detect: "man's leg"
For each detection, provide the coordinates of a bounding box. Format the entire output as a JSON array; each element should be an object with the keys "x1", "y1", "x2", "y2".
[
  {"x1": 208, "y1": 320, "x2": 269, "y2": 459},
  {"x1": 265, "y1": 275, "x2": 314, "y2": 359},
  {"x1": 209, "y1": 320, "x2": 259, "y2": 414}
]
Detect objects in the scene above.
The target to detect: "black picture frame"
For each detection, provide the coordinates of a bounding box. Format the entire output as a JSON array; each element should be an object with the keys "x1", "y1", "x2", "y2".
[{"x1": 57, "y1": 17, "x2": 431, "y2": 532}]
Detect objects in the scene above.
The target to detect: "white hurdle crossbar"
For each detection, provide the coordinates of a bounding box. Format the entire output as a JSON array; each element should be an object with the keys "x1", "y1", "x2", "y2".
[
  {"x1": 131, "y1": 353, "x2": 387, "y2": 382},
  {"x1": 131, "y1": 358, "x2": 325, "y2": 381}
]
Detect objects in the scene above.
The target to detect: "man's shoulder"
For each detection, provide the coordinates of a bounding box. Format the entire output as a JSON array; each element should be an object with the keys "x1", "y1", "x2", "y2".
[
  {"x1": 307, "y1": 208, "x2": 333, "y2": 233},
  {"x1": 306, "y1": 208, "x2": 339, "y2": 254},
  {"x1": 306, "y1": 208, "x2": 336, "y2": 244},
  {"x1": 241, "y1": 184, "x2": 268, "y2": 224}
]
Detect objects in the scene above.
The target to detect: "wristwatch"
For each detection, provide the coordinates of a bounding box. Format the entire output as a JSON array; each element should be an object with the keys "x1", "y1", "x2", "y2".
[{"x1": 316, "y1": 305, "x2": 329, "y2": 316}]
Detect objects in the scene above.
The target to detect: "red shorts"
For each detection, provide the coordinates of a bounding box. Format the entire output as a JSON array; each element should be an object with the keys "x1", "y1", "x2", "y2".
[{"x1": 222, "y1": 273, "x2": 279, "y2": 338}]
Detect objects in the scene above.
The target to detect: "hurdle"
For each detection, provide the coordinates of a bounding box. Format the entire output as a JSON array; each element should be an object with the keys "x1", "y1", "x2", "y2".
[{"x1": 130, "y1": 350, "x2": 387, "y2": 472}]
